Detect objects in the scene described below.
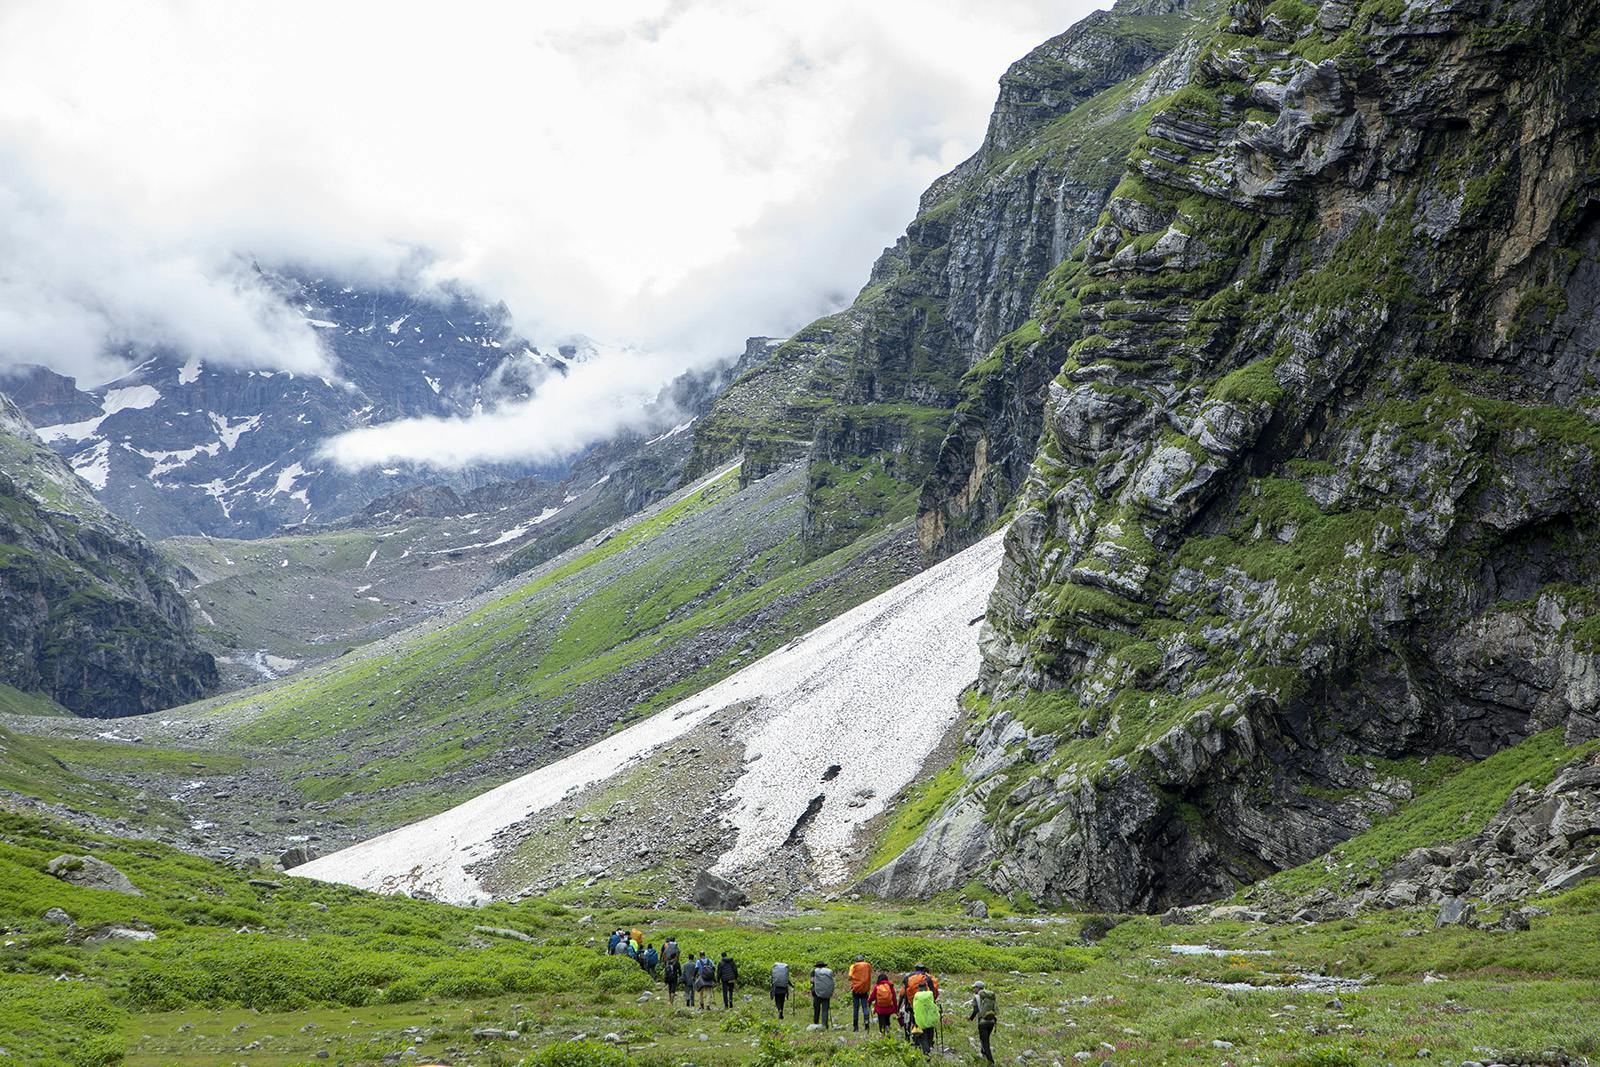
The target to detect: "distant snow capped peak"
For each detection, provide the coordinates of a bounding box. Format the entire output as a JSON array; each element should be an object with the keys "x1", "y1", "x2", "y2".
[{"x1": 10, "y1": 270, "x2": 564, "y2": 539}]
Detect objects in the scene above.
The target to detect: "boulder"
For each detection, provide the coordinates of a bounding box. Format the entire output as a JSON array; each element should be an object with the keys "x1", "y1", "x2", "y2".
[
  {"x1": 278, "y1": 845, "x2": 317, "y2": 869},
  {"x1": 692, "y1": 869, "x2": 748, "y2": 911},
  {"x1": 1537, "y1": 863, "x2": 1600, "y2": 894},
  {"x1": 1434, "y1": 897, "x2": 1475, "y2": 928},
  {"x1": 963, "y1": 898, "x2": 990, "y2": 919},
  {"x1": 45, "y1": 855, "x2": 141, "y2": 896},
  {"x1": 42, "y1": 907, "x2": 73, "y2": 925}
]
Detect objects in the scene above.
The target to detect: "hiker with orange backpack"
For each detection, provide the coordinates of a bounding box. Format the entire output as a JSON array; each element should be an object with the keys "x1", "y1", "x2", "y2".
[
  {"x1": 903, "y1": 963, "x2": 939, "y2": 1006},
  {"x1": 848, "y1": 954, "x2": 873, "y2": 1031},
  {"x1": 870, "y1": 971, "x2": 898, "y2": 1034}
]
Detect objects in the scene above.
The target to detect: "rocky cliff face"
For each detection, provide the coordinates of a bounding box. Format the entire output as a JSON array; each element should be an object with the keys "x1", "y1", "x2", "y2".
[
  {"x1": 0, "y1": 394, "x2": 217, "y2": 716},
  {"x1": 867, "y1": 0, "x2": 1600, "y2": 910},
  {"x1": 687, "y1": 0, "x2": 1209, "y2": 558}
]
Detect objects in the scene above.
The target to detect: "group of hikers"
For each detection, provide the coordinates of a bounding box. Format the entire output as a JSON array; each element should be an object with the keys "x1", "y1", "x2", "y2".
[{"x1": 605, "y1": 931, "x2": 999, "y2": 1062}]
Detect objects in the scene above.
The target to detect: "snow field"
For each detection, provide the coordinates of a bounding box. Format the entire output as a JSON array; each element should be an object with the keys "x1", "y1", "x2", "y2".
[{"x1": 295, "y1": 530, "x2": 1006, "y2": 904}]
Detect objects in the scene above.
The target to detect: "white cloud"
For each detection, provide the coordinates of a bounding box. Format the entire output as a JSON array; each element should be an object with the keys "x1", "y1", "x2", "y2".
[
  {"x1": 322, "y1": 346, "x2": 683, "y2": 469},
  {"x1": 0, "y1": 155, "x2": 331, "y2": 385},
  {"x1": 0, "y1": 0, "x2": 1106, "y2": 446}
]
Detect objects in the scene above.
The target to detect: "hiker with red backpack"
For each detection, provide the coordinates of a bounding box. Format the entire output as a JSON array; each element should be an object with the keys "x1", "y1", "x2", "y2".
[{"x1": 870, "y1": 971, "x2": 898, "y2": 1034}]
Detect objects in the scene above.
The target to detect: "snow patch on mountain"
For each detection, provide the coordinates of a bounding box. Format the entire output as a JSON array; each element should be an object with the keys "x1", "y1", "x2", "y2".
[
  {"x1": 209, "y1": 413, "x2": 261, "y2": 450},
  {"x1": 102, "y1": 384, "x2": 161, "y2": 415},
  {"x1": 71, "y1": 440, "x2": 112, "y2": 490},
  {"x1": 294, "y1": 530, "x2": 1006, "y2": 904}
]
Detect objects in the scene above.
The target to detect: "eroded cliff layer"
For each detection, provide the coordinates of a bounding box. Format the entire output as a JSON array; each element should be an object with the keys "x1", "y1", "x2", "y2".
[{"x1": 870, "y1": 0, "x2": 1600, "y2": 909}]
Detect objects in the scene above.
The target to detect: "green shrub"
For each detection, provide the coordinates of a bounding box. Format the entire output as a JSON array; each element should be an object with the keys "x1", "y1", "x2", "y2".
[
  {"x1": 527, "y1": 1040, "x2": 632, "y2": 1066},
  {"x1": 382, "y1": 975, "x2": 427, "y2": 1003},
  {"x1": 70, "y1": 1035, "x2": 125, "y2": 1067}
]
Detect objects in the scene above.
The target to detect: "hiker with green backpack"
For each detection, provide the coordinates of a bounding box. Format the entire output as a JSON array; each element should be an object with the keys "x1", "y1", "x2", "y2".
[
  {"x1": 968, "y1": 980, "x2": 998, "y2": 1063},
  {"x1": 910, "y1": 982, "x2": 939, "y2": 1056}
]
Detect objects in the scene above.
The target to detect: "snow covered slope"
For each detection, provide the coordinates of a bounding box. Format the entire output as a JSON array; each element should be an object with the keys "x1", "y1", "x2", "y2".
[{"x1": 294, "y1": 529, "x2": 1006, "y2": 904}]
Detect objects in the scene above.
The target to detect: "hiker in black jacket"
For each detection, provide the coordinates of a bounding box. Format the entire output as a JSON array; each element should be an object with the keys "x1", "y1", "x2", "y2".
[
  {"x1": 663, "y1": 956, "x2": 682, "y2": 1004},
  {"x1": 717, "y1": 952, "x2": 739, "y2": 1008}
]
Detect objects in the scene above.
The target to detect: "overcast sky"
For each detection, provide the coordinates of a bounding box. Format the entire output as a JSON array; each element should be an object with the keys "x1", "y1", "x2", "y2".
[{"x1": 0, "y1": 0, "x2": 1104, "y2": 467}]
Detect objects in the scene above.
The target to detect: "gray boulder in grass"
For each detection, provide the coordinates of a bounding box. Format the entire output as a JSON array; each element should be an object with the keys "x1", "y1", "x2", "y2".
[
  {"x1": 45, "y1": 855, "x2": 143, "y2": 896},
  {"x1": 692, "y1": 868, "x2": 748, "y2": 911}
]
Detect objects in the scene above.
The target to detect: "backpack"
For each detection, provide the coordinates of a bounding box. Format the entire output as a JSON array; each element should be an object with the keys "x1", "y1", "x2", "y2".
[
  {"x1": 873, "y1": 981, "x2": 896, "y2": 1012},
  {"x1": 912, "y1": 988, "x2": 939, "y2": 1029},
  {"x1": 665, "y1": 961, "x2": 681, "y2": 984},
  {"x1": 812, "y1": 968, "x2": 835, "y2": 998},
  {"x1": 700, "y1": 958, "x2": 716, "y2": 981},
  {"x1": 771, "y1": 962, "x2": 790, "y2": 988},
  {"x1": 977, "y1": 989, "x2": 997, "y2": 1019}
]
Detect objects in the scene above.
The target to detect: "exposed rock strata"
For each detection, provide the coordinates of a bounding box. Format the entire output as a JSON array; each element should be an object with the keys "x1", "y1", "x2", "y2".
[
  {"x1": 0, "y1": 393, "x2": 217, "y2": 715},
  {"x1": 872, "y1": 0, "x2": 1600, "y2": 910}
]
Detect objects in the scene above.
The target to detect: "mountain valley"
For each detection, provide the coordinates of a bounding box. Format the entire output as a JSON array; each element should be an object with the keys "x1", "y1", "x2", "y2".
[{"x1": 4, "y1": 0, "x2": 1600, "y2": 1063}]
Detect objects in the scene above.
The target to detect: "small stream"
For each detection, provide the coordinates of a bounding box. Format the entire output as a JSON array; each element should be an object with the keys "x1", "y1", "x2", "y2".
[{"x1": 1164, "y1": 945, "x2": 1369, "y2": 992}]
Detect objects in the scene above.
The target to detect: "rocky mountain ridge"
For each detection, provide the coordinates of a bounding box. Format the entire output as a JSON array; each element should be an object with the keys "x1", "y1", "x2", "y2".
[
  {"x1": 866, "y1": 0, "x2": 1600, "y2": 911},
  {"x1": 0, "y1": 393, "x2": 216, "y2": 715},
  {"x1": 3, "y1": 272, "x2": 572, "y2": 539},
  {"x1": 685, "y1": 0, "x2": 1212, "y2": 559}
]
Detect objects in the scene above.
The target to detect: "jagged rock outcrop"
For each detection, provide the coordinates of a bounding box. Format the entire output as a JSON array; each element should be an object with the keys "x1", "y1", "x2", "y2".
[
  {"x1": 872, "y1": 0, "x2": 1600, "y2": 910},
  {"x1": 1284, "y1": 752, "x2": 1600, "y2": 918},
  {"x1": 0, "y1": 393, "x2": 217, "y2": 715},
  {"x1": 687, "y1": 0, "x2": 1210, "y2": 559}
]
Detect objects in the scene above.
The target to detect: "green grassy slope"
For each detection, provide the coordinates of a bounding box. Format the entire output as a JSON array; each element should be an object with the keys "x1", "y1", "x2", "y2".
[
  {"x1": 1, "y1": 806, "x2": 1596, "y2": 1067},
  {"x1": 0, "y1": 725, "x2": 245, "y2": 830},
  {"x1": 0, "y1": 682, "x2": 72, "y2": 717},
  {"x1": 162, "y1": 462, "x2": 919, "y2": 829},
  {"x1": 1263, "y1": 730, "x2": 1600, "y2": 897}
]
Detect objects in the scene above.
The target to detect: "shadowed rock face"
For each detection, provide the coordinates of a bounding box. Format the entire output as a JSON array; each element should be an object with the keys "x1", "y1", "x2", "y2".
[
  {"x1": 0, "y1": 393, "x2": 217, "y2": 716},
  {"x1": 687, "y1": 0, "x2": 1209, "y2": 560},
  {"x1": 869, "y1": 0, "x2": 1600, "y2": 909}
]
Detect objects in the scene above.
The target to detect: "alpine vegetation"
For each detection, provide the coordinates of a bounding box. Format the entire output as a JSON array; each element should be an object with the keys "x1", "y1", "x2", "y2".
[{"x1": 3, "y1": 1, "x2": 1600, "y2": 1065}]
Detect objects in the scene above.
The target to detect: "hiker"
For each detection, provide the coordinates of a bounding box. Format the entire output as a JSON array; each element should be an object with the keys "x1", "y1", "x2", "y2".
[
  {"x1": 631, "y1": 927, "x2": 643, "y2": 947},
  {"x1": 628, "y1": 934, "x2": 641, "y2": 958},
  {"x1": 848, "y1": 954, "x2": 873, "y2": 1031},
  {"x1": 696, "y1": 953, "x2": 716, "y2": 1009},
  {"x1": 870, "y1": 971, "x2": 898, "y2": 1035},
  {"x1": 968, "y1": 980, "x2": 997, "y2": 1064},
  {"x1": 607, "y1": 930, "x2": 621, "y2": 955},
  {"x1": 903, "y1": 963, "x2": 940, "y2": 1006},
  {"x1": 810, "y1": 960, "x2": 835, "y2": 1028},
  {"x1": 770, "y1": 960, "x2": 791, "y2": 1019},
  {"x1": 642, "y1": 943, "x2": 660, "y2": 978},
  {"x1": 718, "y1": 952, "x2": 739, "y2": 1009},
  {"x1": 910, "y1": 982, "x2": 940, "y2": 1056},
  {"x1": 663, "y1": 937, "x2": 680, "y2": 968},
  {"x1": 664, "y1": 955, "x2": 683, "y2": 1004}
]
